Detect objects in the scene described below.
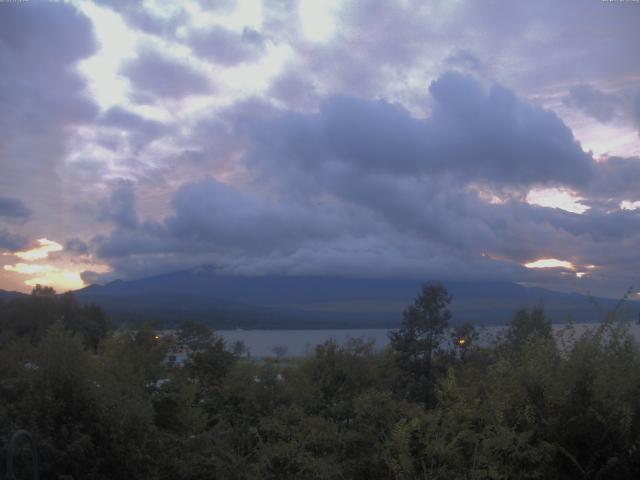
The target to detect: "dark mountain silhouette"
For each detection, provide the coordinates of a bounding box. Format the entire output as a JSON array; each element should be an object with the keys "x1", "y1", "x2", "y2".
[
  {"x1": 0, "y1": 289, "x2": 28, "y2": 301},
  {"x1": 63, "y1": 267, "x2": 640, "y2": 329}
]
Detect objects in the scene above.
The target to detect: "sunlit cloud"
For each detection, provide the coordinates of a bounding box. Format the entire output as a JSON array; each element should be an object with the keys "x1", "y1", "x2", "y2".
[
  {"x1": 184, "y1": 0, "x2": 262, "y2": 32},
  {"x1": 620, "y1": 200, "x2": 640, "y2": 211},
  {"x1": 4, "y1": 262, "x2": 85, "y2": 291},
  {"x1": 4, "y1": 263, "x2": 57, "y2": 275},
  {"x1": 526, "y1": 188, "x2": 589, "y2": 214},
  {"x1": 473, "y1": 187, "x2": 506, "y2": 205},
  {"x1": 524, "y1": 258, "x2": 575, "y2": 270},
  {"x1": 1, "y1": 234, "x2": 111, "y2": 292},
  {"x1": 77, "y1": 1, "x2": 138, "y2": 110},
  {"x1": 11, "y1": 238, "x2": 63, "y2": 261},
  {"x1": 143, "y1": 0, "x2": 184, "y2": 20},
  {"x1": 24, "y1": 270, "x2": 85, "y2": 292},
  {"x1": 580, "y1": 125, "x2": 640, "y2": 159},
  {"x1": 299, "y1": 0, "x2": 341, "y2": 43}
]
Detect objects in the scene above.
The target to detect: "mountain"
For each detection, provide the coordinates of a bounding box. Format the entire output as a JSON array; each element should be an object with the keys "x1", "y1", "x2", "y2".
[
  {"x1": 72, "y1": 268, "x2": 640, "y2": 329},
  {"x1": 0, "y1": 289, "x2": 27, "y2": 301}
]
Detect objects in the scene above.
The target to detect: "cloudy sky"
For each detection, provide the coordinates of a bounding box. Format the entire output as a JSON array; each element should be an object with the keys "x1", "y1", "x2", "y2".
[{"x1": 0, "y1": 0, "x2": 639, "y2": 297}]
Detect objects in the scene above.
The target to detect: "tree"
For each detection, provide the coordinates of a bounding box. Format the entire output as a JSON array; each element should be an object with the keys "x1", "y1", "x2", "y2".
[
  {"x1": 503, "y1": 305, "x2": 552, "y2": 352},
  {"x1": 59, "y1": 292, "x2": 110, "y2": 351},
  {"x1": 450, "y1": 322, "x2": 479, "y2": 359},
  {"x1": 231, "y1": 339, "x2": 249, "y2": 358},
  {"x1": 389, "y1": 282, "x2": 452, "y2": 403},
  {"x1": 31, "y1": 284, "x2": 56, "y2": 297},
  {"x1": 188, "y1": 336, "x2": 236, "y2": 389},
  {"x1": 271, "y1": 345, "x2": 288, "y2": 362},
  {"x1": 177, "y1": 320, "x2": 213, "y2": 350}
]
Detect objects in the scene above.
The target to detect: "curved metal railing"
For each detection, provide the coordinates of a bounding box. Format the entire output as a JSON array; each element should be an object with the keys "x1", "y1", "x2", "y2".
[{"x1": 5, "y1": 430, "x2": 39, "y2": 480}]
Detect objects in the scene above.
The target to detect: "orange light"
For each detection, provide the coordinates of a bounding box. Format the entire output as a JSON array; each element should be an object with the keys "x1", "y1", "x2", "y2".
[{"x1": 457, "y1": 338, "x2": 466, "y2": 346}]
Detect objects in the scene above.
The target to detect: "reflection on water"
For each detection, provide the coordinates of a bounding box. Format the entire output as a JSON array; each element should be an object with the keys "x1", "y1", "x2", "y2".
[{"x1": 218, "y1": 322, "x2": 640, "y2": 358}]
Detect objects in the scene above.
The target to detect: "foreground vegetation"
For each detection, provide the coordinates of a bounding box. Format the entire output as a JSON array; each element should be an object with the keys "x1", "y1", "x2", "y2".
[{"x1": 1, "y1": 284, "x2": 640, "y2": 479}]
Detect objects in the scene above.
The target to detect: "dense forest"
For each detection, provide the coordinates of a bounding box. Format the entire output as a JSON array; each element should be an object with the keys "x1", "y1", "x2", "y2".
[{"x1": 1, "y1": 283, "x2": 640, "y2": 479}]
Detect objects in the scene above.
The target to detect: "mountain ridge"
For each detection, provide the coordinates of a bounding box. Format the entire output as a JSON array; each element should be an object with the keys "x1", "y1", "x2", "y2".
[{"x1": 69, "y1": 269, "x2": 640, "y2": 328}]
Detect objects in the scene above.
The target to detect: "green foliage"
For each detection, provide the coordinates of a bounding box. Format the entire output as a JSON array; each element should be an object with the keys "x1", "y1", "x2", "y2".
[
  {"x1": 450, "y1": 321, "x2": 480, "y2": 360},
  {"x1": 177, "y1": 320, "x2": 214, "y2": 350},
  {"x1": 389, "y1": 282, "x2": 452, "y2": 403},
  {"x1": 2, "y1": 286, "x2": 640, "y2": 479},
  {"x1": 0, "y1": 286, "x2": 110, "y2": 349},
  {"x1": 503, "y1": 305, "x2": 552, "y2": 353}
]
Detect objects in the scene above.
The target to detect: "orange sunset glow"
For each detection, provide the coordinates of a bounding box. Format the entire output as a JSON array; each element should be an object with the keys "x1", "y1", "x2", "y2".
[
  {"x1": 11, "y1": 238, "x2": 63, "y2": 260},
  {"x1": 2, "y1": 237, "x2": 109, "y2": 292}
]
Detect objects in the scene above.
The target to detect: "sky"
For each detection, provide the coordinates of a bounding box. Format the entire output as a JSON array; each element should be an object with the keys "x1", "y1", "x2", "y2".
[{"x1": 0, "y1": 0, "x2": 639, "y2": 298}]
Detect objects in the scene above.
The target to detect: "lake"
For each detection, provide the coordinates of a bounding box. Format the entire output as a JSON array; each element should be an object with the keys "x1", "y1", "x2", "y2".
[{"x1": 217, "y1": 322, "x2": 640, "y2": 357}]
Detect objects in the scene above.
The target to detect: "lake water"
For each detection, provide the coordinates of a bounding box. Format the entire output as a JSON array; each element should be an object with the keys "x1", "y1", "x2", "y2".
[{"x1": 218, "y1": 322, "x2": 640, "y2": 357}]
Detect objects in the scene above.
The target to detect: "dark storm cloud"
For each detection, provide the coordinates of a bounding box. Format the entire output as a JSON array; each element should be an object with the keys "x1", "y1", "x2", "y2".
[
  {"x1": 93, "y1": 177, "x2": 364, "y2": 260},
  {"x1": 0, "y1": 0, "x2": 97, "y2": 226},
  {"x1": 563, "y1": 85, "x2": 623, "y2": 124},
  {"x1": 85, "y1": 74, "x2": 616, "y2": 284},
  {"x1": 0, "y1": 197, "x2": 31, "y2": 219},
  {"x1": 65, "y1": 238, "x2": 89, "y2": 255},
  {"x1": 239, "y1": 72, "x2": 593, "y2": 189},
  {"x1": 122, "y1": 49, "x2": 212, "y2": 100},
  {"x1": 167, "y1": 179, "x2": 322, "y2": 251},
  {"x1": 634, "y1": 93, "x2": 640, "y2": 132},
  {"x1": 426, "y1": 73, "x2": 592, "y2": 187},
  {"x1": 86, "y1": 69, "x2": 640, "y2": 295},
  {"x1": 443, "y1": 1, "x2": 640, "y2": 91},
  {"x1": 100, "y1": 107, "x2": 167, "y2": 135},
  {"x1": 1, "y1": 0, "x2": 637, "y2": 299},
  {"x1": 562, "y1": 84, "x2": 640, "y2": 137},
  {"x1": 98, "y1": 106, "x2": 169, "y2": 152},
  {"x1": 0, "y1": 1, "x2": 95, "y2": 63},
  {"x1": 187, "y1": 26, "x2": 266, "y2": 66},
  {"x1": 98, "y1": 180, "x2": 139, "y2": 230},
  {"x1": 445, "y1": 50, "x2": 485, "y2": 74},
  {"x1": 257, "y1": 0, "x2": 640, "y2": 115},
  {"x1": 585, "y1": 156, "x2": 640, "y2": 201},
  {"x1": 268, "y1": 69, "x2": 319, "y2": 110},
  {"x1": 94, "y1": 0, "x2": 189, "y2": 38},
  {"x1": 0, "y1": 229, "x2": 27, "y2": 251}
]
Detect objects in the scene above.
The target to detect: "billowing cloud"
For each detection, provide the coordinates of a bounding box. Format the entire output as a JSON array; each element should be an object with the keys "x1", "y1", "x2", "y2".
[
  {"x1": 0, "y1": 197, "x2": 31, "y2": 219},
  {"x1": 85, "y1": 73, "x2": 640, "y2": 296},
  {"x1": 236, "y1": 72, "x2": 593, "y2": 190},
  {"x1": 94, "y1": 0, "x2": 189, "y2": 38},
  {"x1": 634, "y1": 93, "x2": 640, "y2": 132},
  {"x1": 187, "y1": 26, "x2": 266, "y2": 66},
  {"x1": 98, "y1": 180, "x2": 139, "y2": 229},
  {"x1": 65, "y1": 238, "x2": 89, "y2": 255},
  {"x1": 445, "y1": 50, "x2": 485, "y2": 74},
  {"x1": 122, "y1": 49, "x2": 212, "y2": 100},
  {"x1": 1, "y1": 0, "x2": 639, "y2": 297},
  {"x1": 98, "y1": 106, "x2": 168, "y2": 151},
  {"x1": 0, "y1": 230, "x2": 27, "y2": 251},
  {"x1": 12, "y1": 238, "x2": 63, "y2": 261},
  {"x1": 0, "y1": 0, "x2": 97, "y2": 253},
  {"x1": 563, "y1": 85, "x2": 623, "y2": 124},
  {"x1": 563, "y1": 84, "x2": 640, "y2": 138},
  {"x1": 586, "y1": 156, "x2": 640, "y2": 203}
]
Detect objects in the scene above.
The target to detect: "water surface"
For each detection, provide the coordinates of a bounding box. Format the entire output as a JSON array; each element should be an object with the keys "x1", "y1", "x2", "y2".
[{"x1": 218, "y1": 322, "x2": 640, "y2": 357}]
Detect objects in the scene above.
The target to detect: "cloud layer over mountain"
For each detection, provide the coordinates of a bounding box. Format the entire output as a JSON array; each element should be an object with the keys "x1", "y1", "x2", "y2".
[{"x1": 0, "y1": 0, "x2": 639, "y2": 297}]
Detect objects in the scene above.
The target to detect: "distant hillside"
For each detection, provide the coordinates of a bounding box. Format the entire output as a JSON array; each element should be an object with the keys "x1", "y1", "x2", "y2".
[
  {"x1": 0, "y1": 289, "x2": 27, "y2": 301},
  {"x1": 70, "y1": 268, "x2": 640, "y2": 329}
]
